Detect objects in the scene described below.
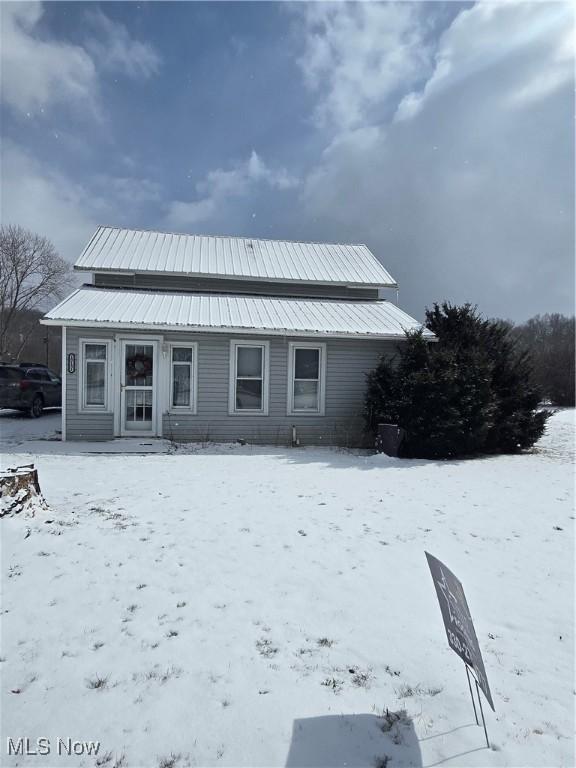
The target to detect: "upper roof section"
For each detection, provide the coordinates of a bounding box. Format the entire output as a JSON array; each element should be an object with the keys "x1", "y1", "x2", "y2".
[{"x1": 74, "y1": 226, "x2": 398, "y2": 288}]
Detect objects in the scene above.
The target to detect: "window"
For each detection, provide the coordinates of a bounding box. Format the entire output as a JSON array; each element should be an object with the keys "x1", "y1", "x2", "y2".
[
  {"x1": 229, "y1": 341, "x2": 269, "y2": 415},
  {"x1": 80, "y1": 340, "x2": 111, "y2": 411},
  {"x1": 288, "y1": 343, "x2": 326, "y2": 415},
  {"x1": 0, "y1": 368, "x2": 22, "y2": 383},
  {"x1": 170, "y1": 344, "x2": 197, "y2": 412}
]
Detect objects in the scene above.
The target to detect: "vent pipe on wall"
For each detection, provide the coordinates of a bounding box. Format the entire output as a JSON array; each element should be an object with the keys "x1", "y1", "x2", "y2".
[{"x1": 292, "y1": 425, "x2": 299, "y2": 447}]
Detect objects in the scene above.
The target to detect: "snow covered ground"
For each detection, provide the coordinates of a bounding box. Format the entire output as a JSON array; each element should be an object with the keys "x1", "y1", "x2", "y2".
[
  {"x1": 0, "y1": 409, "x2": 61, "y2": 445},
  {"x1": 1, "y1": 411, "x2": 574, "y2": 768}
]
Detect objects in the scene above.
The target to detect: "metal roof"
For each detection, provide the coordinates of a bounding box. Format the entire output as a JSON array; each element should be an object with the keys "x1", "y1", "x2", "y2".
[
  {"x1": 42, "y1": 287, "x2": 433, "y2": 340},
  {"x1": 74, "y1": 227, "x2": 397, "y2": 287}
]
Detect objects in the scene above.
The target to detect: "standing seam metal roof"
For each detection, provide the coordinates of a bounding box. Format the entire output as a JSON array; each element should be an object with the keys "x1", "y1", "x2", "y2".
[
  {"x1": 74, "y1": 227, "x2": 397, "y2": 287},
  {"x1": 42, "y1": 287, "x2": 433, "y2": 339}
]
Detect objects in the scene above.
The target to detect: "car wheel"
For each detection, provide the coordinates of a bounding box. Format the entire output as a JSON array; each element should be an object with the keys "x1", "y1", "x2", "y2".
[{"x1": 30, "y1": 395, "x2": 44, "y2": 418}]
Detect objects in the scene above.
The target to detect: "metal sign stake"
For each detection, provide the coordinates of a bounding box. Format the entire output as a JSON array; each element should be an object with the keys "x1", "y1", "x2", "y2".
[
  {"x1": 475, "y1": 678, "x2": 490, "y2": 748},
  {"x1": 465, "y1": 664, "x2": 479, "y2": 725},
  {"x1": 425, "y1": 553, "x2": 495, "y2": 752}
]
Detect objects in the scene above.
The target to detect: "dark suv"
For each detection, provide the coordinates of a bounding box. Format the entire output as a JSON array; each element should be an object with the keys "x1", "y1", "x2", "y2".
[{"x1": 0, "y1": 363, "x2": 62, "y2": 417}]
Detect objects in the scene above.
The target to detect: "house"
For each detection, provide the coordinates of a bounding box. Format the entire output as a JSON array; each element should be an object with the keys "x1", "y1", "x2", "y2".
[{"x1": 41, "y1": 226, "x2": 433, "y2": 445}]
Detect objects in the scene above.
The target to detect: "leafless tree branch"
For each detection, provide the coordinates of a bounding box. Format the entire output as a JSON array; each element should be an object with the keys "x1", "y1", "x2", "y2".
[{"x1": 0, "y1": 225, "x2": 72, "y2": 358}]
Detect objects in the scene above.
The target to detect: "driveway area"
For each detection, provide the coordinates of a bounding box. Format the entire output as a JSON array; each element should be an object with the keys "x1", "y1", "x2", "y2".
[{"x1": 0, "y1": 409, "x2": 62, "y2": 446}]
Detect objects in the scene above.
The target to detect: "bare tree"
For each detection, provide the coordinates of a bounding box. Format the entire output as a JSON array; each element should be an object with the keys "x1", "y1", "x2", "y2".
[
  {"x1": 0, "y1": 225, "x2": 71, "y2": 359},
  {"x1": 511, "y1": 314, "x2": 575, "y2": 407}
]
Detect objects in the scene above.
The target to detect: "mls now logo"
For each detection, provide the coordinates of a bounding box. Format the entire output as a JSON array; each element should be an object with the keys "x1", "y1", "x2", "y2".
[{"x1": 7, "y1": 737, "x2": 101, "y2": 756}]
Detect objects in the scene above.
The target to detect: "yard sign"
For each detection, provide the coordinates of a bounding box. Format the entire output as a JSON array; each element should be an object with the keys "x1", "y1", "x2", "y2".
[{"x1": 425, "y1": 551, "x2": 494, "y2": 711}]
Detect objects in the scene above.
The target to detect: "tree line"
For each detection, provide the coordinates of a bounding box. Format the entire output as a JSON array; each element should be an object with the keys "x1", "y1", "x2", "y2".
[{"x1": 506, "y1": 314, "x2": 575, "y2": 407}]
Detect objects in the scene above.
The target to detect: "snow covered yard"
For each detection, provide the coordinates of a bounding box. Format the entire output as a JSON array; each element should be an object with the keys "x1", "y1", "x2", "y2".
[{"x1": 1, "y1": 411, "x2": 574, "y2": 768}]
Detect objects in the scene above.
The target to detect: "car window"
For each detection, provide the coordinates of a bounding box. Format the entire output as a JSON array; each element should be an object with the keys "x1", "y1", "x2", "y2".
[
  {"x1": 48, "y1": 371, "x2": 61, "y2": 383},
  {"x1": 25, "y1": 369, "x2": 43, "y2": 381},
  {"x1": 0, "y1": 368, "x2": 22, "y2": 382}
]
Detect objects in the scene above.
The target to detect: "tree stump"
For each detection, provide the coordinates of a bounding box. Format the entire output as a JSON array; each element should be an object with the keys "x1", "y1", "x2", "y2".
[{"x1": 0, "y1": 464, "x2": 47, "y2": 517}]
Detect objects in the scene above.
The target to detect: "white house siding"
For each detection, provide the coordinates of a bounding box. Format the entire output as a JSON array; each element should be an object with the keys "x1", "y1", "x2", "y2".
[{"x1": 64, "y1": 328, "x2": 399, "y2": 446}]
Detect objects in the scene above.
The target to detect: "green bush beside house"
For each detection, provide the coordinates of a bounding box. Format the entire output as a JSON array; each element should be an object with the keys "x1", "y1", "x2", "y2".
[{"x1": 364, "y1": 303, "x2": 551, "y2": 459}]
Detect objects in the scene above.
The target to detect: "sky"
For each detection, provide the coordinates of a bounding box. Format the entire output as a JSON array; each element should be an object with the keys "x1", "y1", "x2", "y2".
[{"x1": 1, "y1": 0, "x2": 574, "y2": 322}]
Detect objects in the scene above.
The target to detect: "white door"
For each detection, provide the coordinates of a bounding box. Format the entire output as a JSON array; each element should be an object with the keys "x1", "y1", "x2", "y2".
[{"x1": 120, "y1": 340, "x2": 157, "y2": 436}]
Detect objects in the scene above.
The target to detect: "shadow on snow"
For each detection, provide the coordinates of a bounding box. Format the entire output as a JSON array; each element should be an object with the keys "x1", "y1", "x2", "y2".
[{"x1": 285, "y1": 712, "x2": 422, "y2": 768}]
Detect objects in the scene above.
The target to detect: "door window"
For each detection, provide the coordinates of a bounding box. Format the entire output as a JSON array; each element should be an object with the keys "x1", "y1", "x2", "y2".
[{"x1": 125, "y1": 345, "x2": 153, "y2": 386}]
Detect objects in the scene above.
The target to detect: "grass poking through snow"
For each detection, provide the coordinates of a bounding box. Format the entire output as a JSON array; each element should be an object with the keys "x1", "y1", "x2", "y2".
[{"x1": 86, "y1": 675, "x2": 108, "y2": 690}]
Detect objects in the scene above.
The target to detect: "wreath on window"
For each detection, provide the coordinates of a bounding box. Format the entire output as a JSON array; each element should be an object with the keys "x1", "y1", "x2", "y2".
[{"x1": 126, "y1": 353, "x2": 152, "y2": 380}]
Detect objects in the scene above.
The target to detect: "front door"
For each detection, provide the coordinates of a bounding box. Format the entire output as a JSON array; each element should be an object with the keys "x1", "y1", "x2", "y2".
[{"x1": 120, "y1": 340, "x2": 157, "y2": 436}]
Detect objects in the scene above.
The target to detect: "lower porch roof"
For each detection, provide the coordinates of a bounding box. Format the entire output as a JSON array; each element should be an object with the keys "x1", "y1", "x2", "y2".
[{"x1": 41, "y1": 286, "x2": 435, "y2": 340}]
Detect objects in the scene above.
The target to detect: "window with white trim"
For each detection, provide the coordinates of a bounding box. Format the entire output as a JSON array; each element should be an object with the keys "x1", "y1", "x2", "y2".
[
  {"x1": 80, "y1": 340, "x2": 111, "y2": 410},
  {"x1": 288, "y1": 343, "x2": 326, "y2": 415},
  {"x1": 229, "y1": 341, "x2": 269, "y2": 414},
  {"x1": 170, "y1": 344, "x2": 197, "y2": 412}
]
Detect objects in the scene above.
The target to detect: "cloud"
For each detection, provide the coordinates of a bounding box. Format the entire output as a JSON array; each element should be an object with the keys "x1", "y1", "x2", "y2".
[
  {"x1": 295, "y1": 1, "x2": 574, "y2": 320},
  {"x1": 0, "y1": 2, "x2": 160, "y2": 117},
  {"x1": 2, "y1": 138, "x2": 293, "y2": 263},
  {"x1": 1, "y1": 140, "x2": 103, "y2": 264},
  {"x1": 85, "y1": 9, "x2": 161, "y2": 80},
  {"x1": 1, "y1": 140, "x2": 164, "y2": 266},
  {"x1": 93, "y1": 175, "x2": 163, "y2": 206},
  {"x1": 165, "y1": 151, "x2": 299, "y2": 229},
  {"x1": 1, "y1": 2, "x2": 98, "y2": 116},
  {"x1": 295, "y1": 2, "x2": 434, "y2": 133},
  {"x1": 395, "y1": 1, "x2": 574, "y2": 120}
]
